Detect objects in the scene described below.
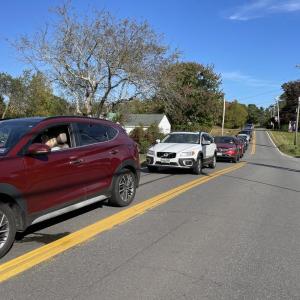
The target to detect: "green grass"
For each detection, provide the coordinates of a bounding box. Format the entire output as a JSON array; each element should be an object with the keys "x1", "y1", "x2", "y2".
[
  {"x1": 210, "y1": 126, "x2": 240, "y2": 137},
  {"x1": 268, "y1": 130, "x2": 300, "y2": 157}
]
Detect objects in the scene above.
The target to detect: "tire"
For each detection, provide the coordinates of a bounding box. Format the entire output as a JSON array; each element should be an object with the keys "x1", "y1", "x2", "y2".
[
  {"x1": 147, "y1": 165, "x2": 158, "y2": 172},
  {"x1": 0, "y1": 203, "x2": 16, "y2": 259},
  {"x1": 193, "y1": 157, "x2": 202, "y2": 175},
  {"x1": 108, "y1": 169, "x2": 137, "y2": 207},
  {"x1": 209, "y1": 154, "x2": 217, "y2": 169},
  {"x1": 232, "y1": 156, "x2": 238, "y2": 163}
]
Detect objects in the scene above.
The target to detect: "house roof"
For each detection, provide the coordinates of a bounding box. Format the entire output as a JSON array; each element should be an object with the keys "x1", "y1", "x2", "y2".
[{"x1": 124, "y1": 114, "x2": 167, "y2": 127}]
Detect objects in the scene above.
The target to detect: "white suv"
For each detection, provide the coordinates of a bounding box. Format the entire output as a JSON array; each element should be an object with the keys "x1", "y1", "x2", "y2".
[{"x1": 146, "y1": 132, "x2": 217, "y2": 174}]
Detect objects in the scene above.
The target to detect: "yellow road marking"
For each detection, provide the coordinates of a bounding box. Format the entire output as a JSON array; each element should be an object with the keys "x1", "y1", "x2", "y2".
[
  {"x1": 251, "y1": 131, "x2": 256, "y2": 155},
  {"x1": 0, "y1": 162, "x2": 246, "y2": 283}
]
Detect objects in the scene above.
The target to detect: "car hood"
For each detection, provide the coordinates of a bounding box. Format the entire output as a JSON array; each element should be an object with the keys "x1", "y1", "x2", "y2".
[{"x1": 150, "y1": 143, "x2": 199, "y2": 153}]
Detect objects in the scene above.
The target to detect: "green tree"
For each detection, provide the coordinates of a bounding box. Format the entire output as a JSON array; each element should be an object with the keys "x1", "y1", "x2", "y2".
[
  {"x1": 156, "y1": 62, "x2": 223, "y2": 131},
  {"x1": 280, "y1": 80, "x2": 300, "y2": 123},
  {"x1": 26, "y1": 72, "x2": 69, "y2": 116},
  {"x1": 225, "y1": 100, "x2": 248, "y2": 129}
]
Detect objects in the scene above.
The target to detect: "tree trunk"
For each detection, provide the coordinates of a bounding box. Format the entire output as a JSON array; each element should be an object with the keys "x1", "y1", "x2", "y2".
[{"x1": 1, "y1": 102, "x2": 10, "y2": 119}]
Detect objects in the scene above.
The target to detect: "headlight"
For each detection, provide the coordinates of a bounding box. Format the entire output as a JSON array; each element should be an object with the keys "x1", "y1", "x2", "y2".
[
  {"x1": 180, "y1": 151, "x2": 195, "y2": 157},
  {"x1": 147, "y1": 150, "x2": 154, "y2": 156}
]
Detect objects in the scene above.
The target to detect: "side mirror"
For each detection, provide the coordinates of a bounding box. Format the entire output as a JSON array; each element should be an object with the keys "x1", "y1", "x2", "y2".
[
  {"x1": 27, "y1": 143, "x2": 51, "y2": 155},
  {"x1": 202, "y1": 140, "x2": 211, "y2": 146},
  {"x1": 155, "y1": 139, "x2": 161, "y2": 144}
]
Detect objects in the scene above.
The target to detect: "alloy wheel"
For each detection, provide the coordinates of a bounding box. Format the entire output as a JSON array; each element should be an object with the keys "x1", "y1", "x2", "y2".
[
  {"x1": 118, "y1": 173, "x2": 135, "y2": 202},
  {"x1": 0, "y1": 212, "x2": 9, "y2": 250}
]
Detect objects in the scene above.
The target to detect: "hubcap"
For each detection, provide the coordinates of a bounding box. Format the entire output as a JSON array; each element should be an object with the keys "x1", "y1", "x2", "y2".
[
  {"x1": 0, "y1": 212, "x2": 9, "y2": 250},
  {"x1": 119, "y1": 173, "x2": 135, "y2": 202}
]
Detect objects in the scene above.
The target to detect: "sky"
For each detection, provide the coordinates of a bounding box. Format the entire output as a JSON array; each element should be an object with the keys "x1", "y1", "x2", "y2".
[{"x1": 0, "y1": 0, "x2": 300, "y2": 108}]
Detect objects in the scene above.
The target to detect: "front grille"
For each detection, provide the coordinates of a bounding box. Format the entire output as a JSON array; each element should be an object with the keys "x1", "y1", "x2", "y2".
[
  {"x1": 157, "y1": 152, "x2": 176, "y2": 158},
  {"x1": 156, "y1": 162, "x2": 178, "y2": 166}
]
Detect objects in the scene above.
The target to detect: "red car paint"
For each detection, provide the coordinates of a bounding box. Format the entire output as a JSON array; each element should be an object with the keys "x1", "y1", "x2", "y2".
[{"x1": 0, "y1": 116, "x2": 140, "y2": 231}]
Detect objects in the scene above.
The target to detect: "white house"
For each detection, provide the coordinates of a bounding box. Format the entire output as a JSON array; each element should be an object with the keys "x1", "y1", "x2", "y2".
[{"x1": 123, "y1": 114, "x2": 171, "y2": 135}]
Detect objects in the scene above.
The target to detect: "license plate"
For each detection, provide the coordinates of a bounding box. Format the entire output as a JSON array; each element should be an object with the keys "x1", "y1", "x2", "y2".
[
  {"x1": 161, "y1": 158, "x2": 170, "y2": 164},
  {"x1": 217, "y1": 152, "x2": 222, "y2": 156}
]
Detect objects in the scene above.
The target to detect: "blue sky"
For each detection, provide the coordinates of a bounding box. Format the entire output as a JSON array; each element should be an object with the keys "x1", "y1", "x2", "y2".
[{"x1": 0, "y1": 0, "x2": 299, "y2": 107}]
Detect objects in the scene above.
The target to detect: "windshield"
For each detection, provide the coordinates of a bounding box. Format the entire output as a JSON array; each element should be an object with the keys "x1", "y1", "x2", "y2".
[
  {"x1": 214, "y1": 136, "x2": 236, "y2": 144},
  {"x1": 162, "y1": 133, "x2": 200, "y2": 144},
  {"x1": 0, "y1": 121, "x2": 37, "y2": 155}
]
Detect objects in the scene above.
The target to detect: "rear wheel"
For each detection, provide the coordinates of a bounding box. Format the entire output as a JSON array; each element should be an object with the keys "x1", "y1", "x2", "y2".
[
  {"x1": 108, "y1": 170, "x2": 136, "y2": 207},
  {"x1": 0, "y1": 203, "x2": 16, "y2": 259},
  {"x1": 193, "y1": 157, "x2": 202, "y2": 175}
]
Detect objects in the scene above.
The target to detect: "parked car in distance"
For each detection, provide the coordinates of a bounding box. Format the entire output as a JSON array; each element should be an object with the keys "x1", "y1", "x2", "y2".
[
  {"x1": 214, "y1": 136, "x2": 241, "y2": 163},
  {"x1": 146, "y1": 132, "x2": 217, "y2": 174},
  {"x1": 0, "y1": 116, "x2": 140, "y2": 258},
  {"x1": 239, "y1": 130, "x2": 252, "y2": 140},
  {"x1": 235, "y1": 137, "x2": 245, "y2": 157},
  {"x1": 237, "y1": 133, "x2": 250, "y2": 147},
  {"x1": 236, "y1": 135, "x2": 248, "y2": 151}
]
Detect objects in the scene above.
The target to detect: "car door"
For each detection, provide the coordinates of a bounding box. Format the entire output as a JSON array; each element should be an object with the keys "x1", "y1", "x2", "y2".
[
  {"x1": 23, "y1": 123, "x2": 87, "y2": 215},
  {"x1": 201, "y1": 133, "x2": 214, "y2": 159},
  {"x1": 74, "y1": 121, "x2": 117, "y2": 199}
]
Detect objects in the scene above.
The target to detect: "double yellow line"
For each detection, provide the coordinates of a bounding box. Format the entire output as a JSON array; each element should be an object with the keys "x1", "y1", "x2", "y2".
[
  {"x1": 0, "y1": 162, "x2": 246, "y2": 283},
  {"x1": 251, "y1": 131, "x2": 256, "y2": 155}
]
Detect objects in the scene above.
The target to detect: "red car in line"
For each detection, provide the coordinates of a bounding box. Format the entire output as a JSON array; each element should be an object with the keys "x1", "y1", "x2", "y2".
[
  {"x1": 0, "y1": 116, "x2": 140, "y2": 258},
  {"x1": 214, "y1": 136, "x2": 241, "y2": 163}
]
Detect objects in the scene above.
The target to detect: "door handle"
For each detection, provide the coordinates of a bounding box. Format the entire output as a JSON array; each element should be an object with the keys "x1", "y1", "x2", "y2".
[
  {"x1": 69, "y1": 159, "x2": 83, "y2": 165},
  {"x1": 110, "y1": 149, "x2": 119, "y2": 155}
]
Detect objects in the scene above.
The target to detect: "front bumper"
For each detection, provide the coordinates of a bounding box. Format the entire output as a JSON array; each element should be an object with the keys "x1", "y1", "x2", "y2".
[{"x1": 146, "y1": 156, "x2": 196, "y2": 169}]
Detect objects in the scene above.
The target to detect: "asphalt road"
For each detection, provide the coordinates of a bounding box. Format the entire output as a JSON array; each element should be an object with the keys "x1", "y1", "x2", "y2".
[{"x1": 1, "y1": 129, "x2": 300, "y2": 299}]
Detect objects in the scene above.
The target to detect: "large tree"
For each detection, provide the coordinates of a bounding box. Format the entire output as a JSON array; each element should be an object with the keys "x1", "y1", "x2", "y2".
[
  {"x1": 280, "y1": 80, "x2": 300, "y2": 123},
  {"x1": 225, "y1": 100, "x2": 248, "y2": 129},
  {"x1": 13, "y1": 4, "x2": 176, "y2": 116},
  {"x1": 155, "y1": 62, "x2": 223, "y2": 130}
]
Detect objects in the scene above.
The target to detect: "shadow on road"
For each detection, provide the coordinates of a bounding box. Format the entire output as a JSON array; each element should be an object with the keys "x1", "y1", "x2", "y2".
[
  {"x1": 224, "y1": 174, "x2": 300, "y2": 193},
  {"x1": 16, "y1": 201, "x2": 104, "y2": 243},
  {"x1": 16, "y1": 232, "x2": 70, "y2": 244},
  {"x1": 246, "y1": 162, "x2": 300, "y2": 173}
]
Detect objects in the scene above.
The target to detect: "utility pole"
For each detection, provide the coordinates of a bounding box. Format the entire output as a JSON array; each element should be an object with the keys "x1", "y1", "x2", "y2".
[
  {"x1": 276, "y1": 97, "x2": 280, "y2": 130},
  {"x1": 294, "y1": 96, "x2": 300, "y2": 147},
  {"x1": 221, "y1": 97, "x2": 226, "y2": 136}
]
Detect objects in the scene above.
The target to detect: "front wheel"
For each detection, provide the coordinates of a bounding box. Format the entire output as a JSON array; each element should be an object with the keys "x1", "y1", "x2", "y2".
[
  {"x1": 0, "y1": 203, "x2": 16, "y2": 259},
  {"x1": 193, "y1": 157, "x2": 202, "y2": 175},
  {"x1": 209, "y1": 155, "x2": 217, "y2": 169},
  {"x1": 108, "y1": 170, "x2": 137, "y2": 207}
]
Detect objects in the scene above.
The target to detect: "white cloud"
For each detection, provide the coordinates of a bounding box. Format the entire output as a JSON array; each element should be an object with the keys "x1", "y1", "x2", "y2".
[
  {"x1": 222, "y1": 71, "x2": 279, "y2": 88},
  {"x1": 227, "y1": 0, "x2": 300, "y2": 21}
]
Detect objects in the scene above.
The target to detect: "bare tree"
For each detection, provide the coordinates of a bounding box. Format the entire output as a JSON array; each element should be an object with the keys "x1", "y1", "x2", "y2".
[{"x1": 12, "y1": 4, "x2": 176, "y2": 116}]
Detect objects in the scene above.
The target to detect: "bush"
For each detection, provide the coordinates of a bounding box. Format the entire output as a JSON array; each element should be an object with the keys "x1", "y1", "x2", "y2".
[{"x1": 130, "y1": 123, "x2": 164, "y2": 154}]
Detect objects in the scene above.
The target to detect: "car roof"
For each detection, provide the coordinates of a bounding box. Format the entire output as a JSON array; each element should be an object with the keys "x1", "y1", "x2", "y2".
[{"x1": 170, "y1": 131, "x2": 203, "y2": 135}]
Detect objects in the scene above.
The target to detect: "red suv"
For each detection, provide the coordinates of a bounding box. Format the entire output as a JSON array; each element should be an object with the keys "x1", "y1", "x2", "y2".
[{"x1": 0, "y1": 116, "x2": 140, "y2": 258}]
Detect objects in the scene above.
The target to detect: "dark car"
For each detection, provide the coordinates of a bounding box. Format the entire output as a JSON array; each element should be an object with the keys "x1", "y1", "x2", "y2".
[
  {"x1": 239, "y1": 130, "x2": 252, "y2": 140},
  {"x1": 214, "y1": 136, "x2": 241, "y2": 163},
  {"x1": 236, "y1": 136, "x2": 248, "y2": 151},
  {"x1": 0, "y1": 116, "x2": 140, "y2": 258}
]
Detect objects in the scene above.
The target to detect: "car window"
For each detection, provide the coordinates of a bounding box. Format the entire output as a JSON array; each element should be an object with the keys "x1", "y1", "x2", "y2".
[
  {"x1": 77, "y1": 123, "x2": 118, "y2": 146},
  {"x1": 162, "y1": 133, "x2": 199, "y2": 144},
  {"x1": 202, "y1": 134, "x2": 213, "y2": 143},
  {"x1": 214, "y1": 136, "x2": 235, "y2": 144},
  {"x1": 0, "y1": 121, "x2": 37, "y2": 155},
  {"x1": 33, "y1": 124, "x2": 72, "y2": 152}
]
